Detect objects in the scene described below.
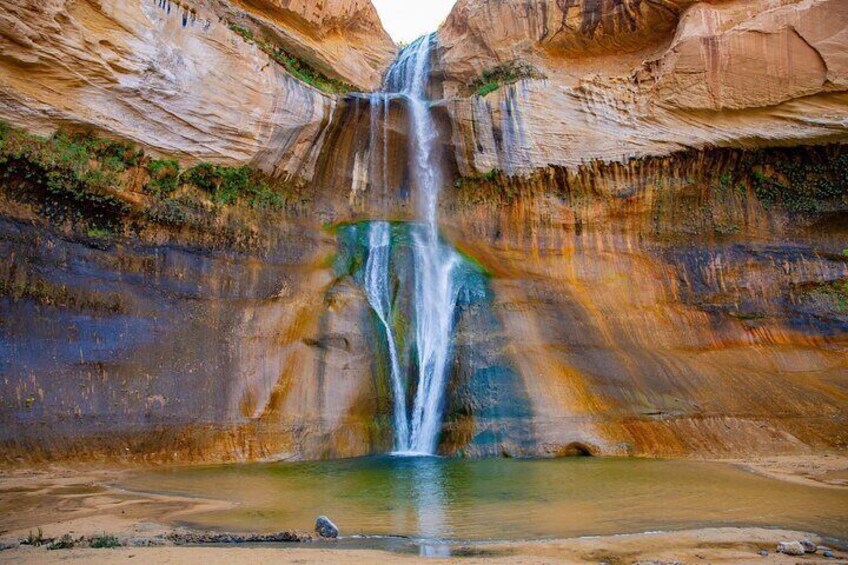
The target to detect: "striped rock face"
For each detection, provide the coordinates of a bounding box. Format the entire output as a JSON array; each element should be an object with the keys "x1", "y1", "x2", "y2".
[
  {"x1": 0, "y1": 0, "x2": 846, "y2": 465},
  {"x1": 438, "y1": 0, "x2": 848, "y2": 174},
  {"x1": 0, "y1": 0, "x2": 395, "y2": 178}
]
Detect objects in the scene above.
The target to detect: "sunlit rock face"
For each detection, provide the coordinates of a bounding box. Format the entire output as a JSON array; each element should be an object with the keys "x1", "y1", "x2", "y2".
[
  {"x1": 227, "y1": 0, "x2": 397, "y2": 89},
  {"x1": 654, "y1": 0, "x2": 848, "y2": 111},
  {"x1": 442, "y1": 146, "x2": 848, "y2": 457},
  {"x1": 0, "y1": 0, "x2": 394, "y2": 176},
  {"x1": 439, "y1": 0, "x2": 848, "y2": 175},
  {"x1": 0, "y1": 0, "x2": 847, "y2": 465},
  {"x1": 438, "y1": 0, "x2": 685, "y2": 83}
]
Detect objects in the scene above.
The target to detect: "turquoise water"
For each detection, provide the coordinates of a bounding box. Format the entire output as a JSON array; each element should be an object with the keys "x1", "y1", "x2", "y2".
[{"x1": 122, "y1": 457, "x2": 848, "y2": 544}]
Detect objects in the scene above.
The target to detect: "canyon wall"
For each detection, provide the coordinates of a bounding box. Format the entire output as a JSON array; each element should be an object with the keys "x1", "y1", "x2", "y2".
[
  {"x1": 439, "y1": 0, "x2": 848, "y2": 174},
  {"x1": 0, "y1": 0, "x2": 846, "y2": 464},
  {"x1": 441, "y1": 148, "x2": 848, "y2": 458},
  {"x1": 0, "y1": 0, "x2": 395, "y2": 176},
  {"x1": 430, "y1": 0, "x2": 848, "y2": 457}
]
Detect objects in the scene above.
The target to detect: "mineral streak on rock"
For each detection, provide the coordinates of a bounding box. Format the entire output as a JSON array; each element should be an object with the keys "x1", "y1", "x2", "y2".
[
  {"x1": 0, "y1": 0, "x2": 846, "y2": 465},
  {"x1": 438, "y1": 0, "x2": 848, "y2": 175}
]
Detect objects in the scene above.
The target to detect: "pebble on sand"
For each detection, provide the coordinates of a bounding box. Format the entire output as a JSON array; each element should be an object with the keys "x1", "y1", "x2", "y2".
[
  {"x1": 800, "y1": 539, "x2": 818, "y2": 553},
  {"x1": 777, "y1": 541, "x2": 806, "y2": 556}
]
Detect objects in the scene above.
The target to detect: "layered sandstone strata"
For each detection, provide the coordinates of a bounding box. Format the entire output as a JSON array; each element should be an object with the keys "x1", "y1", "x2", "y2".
[
  {"x1": 227, "y1": 0, "x2": 396, "y2": 88},
  {"x1": 0, "y1": 0, "x2": 846, "y2": 465},
  {"x1": 1, "y1": 140, "x2": 845, "y2": 464},
  {"x1": 0, "y1": 0, "x2": 395, "y2": 177},
  {"x1": 438, "y1": 0, "x2": 848, "y2": 175}
]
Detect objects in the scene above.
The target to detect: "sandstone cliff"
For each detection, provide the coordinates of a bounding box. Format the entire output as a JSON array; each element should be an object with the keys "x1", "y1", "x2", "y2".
[
  {"x1": 438, "y1": 0, "x2": 848, "y2": 175},
  {"x1": 0, "y1": 0, "x2": 395, "y2": 177},
  {"x1": 0, "y1": 0, "x2": 846, "y2": 465},
  {"x1": 426, "y1": 0, "x2": 847, "y2": 458}
]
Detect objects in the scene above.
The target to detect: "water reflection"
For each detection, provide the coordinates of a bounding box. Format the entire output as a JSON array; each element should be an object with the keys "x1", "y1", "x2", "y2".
[
  {"x1": 122, "y1": 458, "x2": 848, "y2": 543},
  {"x1": 407, "y1": 456, "x2": 451, "y2": 557}
]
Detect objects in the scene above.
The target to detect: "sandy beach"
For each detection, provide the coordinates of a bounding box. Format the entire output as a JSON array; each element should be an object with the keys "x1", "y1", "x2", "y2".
[
  {"x1": 1, "y1": 456, "x2": 846, "y2": 564},
  {"x1": 1, "y1": 527, "x2": 845, "y2": 565}
]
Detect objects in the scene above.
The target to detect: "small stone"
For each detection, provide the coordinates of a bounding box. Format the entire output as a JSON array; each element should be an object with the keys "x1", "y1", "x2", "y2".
[
  {"x1": 315, "y1": 516, "x2": 339, "y2": 539},
  {"x1": 823, "y1": 550, "x2": 836, "y2": 559},
  {"x1": 801, "y1": 539, "x2": 817, "y2": 553},
  {"x1": 777, "y1": 541, "x2": 806, "y2": 556},
  {"x1": 758, "y1": 550, "x2": 768, "y2": 557}
]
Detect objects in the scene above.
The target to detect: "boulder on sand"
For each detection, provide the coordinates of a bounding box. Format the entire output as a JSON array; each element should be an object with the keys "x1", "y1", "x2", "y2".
[{"x1": 315, "y1": 516, "x2": 339, "y2": 539}]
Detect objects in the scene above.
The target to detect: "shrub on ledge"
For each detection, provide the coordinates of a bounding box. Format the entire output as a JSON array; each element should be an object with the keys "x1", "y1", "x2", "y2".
[
  {"x1": 469, "y1": 61, "x2": 545, "y2": 97},
  {"x1": 0, "y1": 121, "x2": 302, "y2": 241},
  {"x1": 184, "y1": 162, "x2": 285, "y2": 210},
  {"x1": 89, "y1": 534, "x2": 121, "y2": 549},
  {"x1": 229, "y1": 24, "x2": 355, "y2": 95}
]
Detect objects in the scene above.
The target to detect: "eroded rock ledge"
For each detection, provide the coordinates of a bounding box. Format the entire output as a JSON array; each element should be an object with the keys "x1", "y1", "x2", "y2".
[
  {"x1": 438, "y1": 0, "x2": 848, "y2": 176},
  {"x1": 0, "y1": 0, "x2": 395, "y2": 178},
  {"x1": 1, "y1": 124, "x2": 845, "y2": 464}
]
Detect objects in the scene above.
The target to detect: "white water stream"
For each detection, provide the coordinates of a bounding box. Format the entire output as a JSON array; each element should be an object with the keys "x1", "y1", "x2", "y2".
[{"x1": 362, "y1": 35, "x2": 461, "y2": 455}]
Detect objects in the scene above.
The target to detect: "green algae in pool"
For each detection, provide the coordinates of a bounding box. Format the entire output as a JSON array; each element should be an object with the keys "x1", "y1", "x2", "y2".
[{"x1": 121, "y1": 457, "x2": 848, "y2": 542}]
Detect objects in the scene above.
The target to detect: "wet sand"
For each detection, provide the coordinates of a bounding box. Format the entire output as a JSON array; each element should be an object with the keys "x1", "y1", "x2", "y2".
[
  {"x1": 2, "y1": 527, "x2": 845, "y2": 564},
  {"x1": 724, "y1": 454, "x2": 848, "y2": 489},
  {"x1": 0, "y1": 456, "x2": 846, "y2": 564}
]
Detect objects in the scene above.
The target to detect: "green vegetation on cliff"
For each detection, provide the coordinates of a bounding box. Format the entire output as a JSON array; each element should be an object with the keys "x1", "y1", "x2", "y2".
[
  {"x1": 0, "y1": 125, "x2": 134, "y2": 230},
  {"x1": 451, "y1": 145, "x2": 848, "y2": 238},
  {"x1": 89, "y1": 535, "x2": 121, "y2": 549},
  {"x1": 750, "y1": 150, "x2": 848, "y2": 214},
  {"x1": 146, "y1": 159, "x2": 181, "y2": 197},
  {"x1": 0, "y1": 122, "x2": 306, "y2": 244},
  {"x1": 806, "y1": 278, "x2": 848, "y2": 316},
  {"x1": 229, "y1": 24, "x2": 354, "y2": 95},
  {"x1": 469, "y1": 62, "x2": 545, "y2": 97},
  {"x1": 184, "y1": 162, "x2": 284, "y2": 209}
]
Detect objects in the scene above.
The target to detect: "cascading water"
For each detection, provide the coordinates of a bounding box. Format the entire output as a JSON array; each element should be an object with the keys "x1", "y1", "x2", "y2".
[
  {"x1": 360, "y1": 34, "x2": 462, "y2": 456},
  {"x1": 363, "y1": 221, "x2": 410, "y2": 452}
]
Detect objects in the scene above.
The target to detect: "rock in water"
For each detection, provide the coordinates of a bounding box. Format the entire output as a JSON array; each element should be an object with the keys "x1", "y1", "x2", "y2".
[
  {"x1": 315, "y1": 516, "x2": 339, "y2": 539},
  {"x1": 801, "y1": 539, "x2": 817, "y2": 553},
  {"x1": 777, "y1": 541, "x2": 806, "y2": 556}
]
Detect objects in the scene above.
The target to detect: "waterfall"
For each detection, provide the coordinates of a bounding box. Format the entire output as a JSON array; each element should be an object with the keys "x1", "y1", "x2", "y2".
[
  {"x1": 363, "y1": 222, "x2": 411, "y2": 452},
  {"x1": 361, "y1": 34, "x2": 461, "y2": 456},
  {"x1": 367, "y1": 92, "x2": 391, "y2": 195},
  {"x1": 408, "y1": 226, "x2": 460, "y2": 455}
]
